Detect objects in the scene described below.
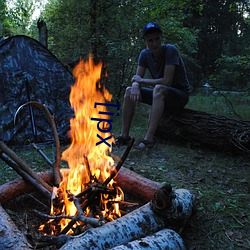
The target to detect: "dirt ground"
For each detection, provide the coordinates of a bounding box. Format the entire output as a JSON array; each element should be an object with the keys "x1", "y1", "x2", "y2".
[{"x1": 1, "y1": 138, "x2": 249, "y2": 249}]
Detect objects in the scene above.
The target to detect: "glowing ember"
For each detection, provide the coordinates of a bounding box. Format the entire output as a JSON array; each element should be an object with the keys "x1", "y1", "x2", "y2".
[{"x1": 40, "y1": 55, "x2": 123, "y2": 235}]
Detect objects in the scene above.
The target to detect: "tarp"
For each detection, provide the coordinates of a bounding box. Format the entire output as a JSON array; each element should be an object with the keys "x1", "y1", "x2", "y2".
[{"x1": 0, "y1": 35, "x2": 74, "y2": 145}]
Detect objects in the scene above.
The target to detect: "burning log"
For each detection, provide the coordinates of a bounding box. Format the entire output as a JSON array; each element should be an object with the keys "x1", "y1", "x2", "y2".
[
  {"x1": 59, "y1": 185, "x2": 195, "y2": 250},
  {"x1": 110, "y1": 228, "x2": 186, "y2": 250},
  {"x1": 156, "y1": 108, "x2": 250, "y2": 154},
  {"x1": 0, "y1": 204, "x2": 32, "y2": 249}
]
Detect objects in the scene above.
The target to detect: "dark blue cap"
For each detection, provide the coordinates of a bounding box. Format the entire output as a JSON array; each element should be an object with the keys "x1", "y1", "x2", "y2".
[{"x1": 142, "y1": 22, "x2": 162, "y2": 38}]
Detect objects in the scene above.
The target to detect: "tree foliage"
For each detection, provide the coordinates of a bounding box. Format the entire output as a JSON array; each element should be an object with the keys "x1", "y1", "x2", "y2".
[
  {"x1": 185, "y1": 0, "x2": 250, "y2": 89},
  {"x1": 2, "y1": 0, "x2": 250, "y2": 97}
]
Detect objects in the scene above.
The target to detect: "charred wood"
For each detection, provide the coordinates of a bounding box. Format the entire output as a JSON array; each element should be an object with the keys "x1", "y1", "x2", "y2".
[
  {"x1": 104, "y1": 138, "x2": 135, "y2": 185},
  {"x1": 0, "y1": 166, "x2": 159, "y2": 205}
]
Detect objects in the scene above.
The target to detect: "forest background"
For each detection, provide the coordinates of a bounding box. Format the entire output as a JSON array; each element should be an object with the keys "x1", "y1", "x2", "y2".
[
  {"x1": 1, "y1": 0, "x2": 250, "y2": 102},
  {"x1": 0, "y1": 1, "x2": 250, "y2": 249}
]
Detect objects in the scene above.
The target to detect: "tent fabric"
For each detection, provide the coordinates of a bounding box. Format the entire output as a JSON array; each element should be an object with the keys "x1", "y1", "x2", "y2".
[{"x1": 0, "y1": 35, "x2": 74, "y2": 144}]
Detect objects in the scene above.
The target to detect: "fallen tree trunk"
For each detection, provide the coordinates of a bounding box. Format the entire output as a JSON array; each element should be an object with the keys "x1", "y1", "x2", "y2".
[
  {"x1": 60, "y1": 186, "x2": 195, "y2": 250},
  {"x1": 110, "y1": 228, "x2": 185, "y2": 250},
  {"x1": 0, "y1": 204, "x2": 32, "y2": 249},
  {"x1": 155, "y1": 108, "x2": 250, "y2": 154}
]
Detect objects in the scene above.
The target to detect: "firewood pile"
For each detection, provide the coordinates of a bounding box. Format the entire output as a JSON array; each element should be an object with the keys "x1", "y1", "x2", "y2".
[{"x1": 0, "y1": 139, "x2": 196, "y2": 250}]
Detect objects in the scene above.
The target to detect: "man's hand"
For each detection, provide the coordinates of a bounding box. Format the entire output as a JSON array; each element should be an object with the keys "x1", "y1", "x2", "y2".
[
  {"x1": 131, "y1": 74, "x2": 142, "y2": 83},
  {"x1": 130, "y1": 82, "x2": 141, "y2": 102}
]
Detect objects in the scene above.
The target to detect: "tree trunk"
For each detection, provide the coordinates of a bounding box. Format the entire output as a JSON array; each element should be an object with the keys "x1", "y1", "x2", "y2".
[
  {"x1": 155, "y1": 108, "x2": 250, "y2": 154},
  {"x1": 0, "y1": 204, "x2": 32, "y2": 249},
  {"x1": 37, "y1": 19, "x2": 48, "y2": 47}
]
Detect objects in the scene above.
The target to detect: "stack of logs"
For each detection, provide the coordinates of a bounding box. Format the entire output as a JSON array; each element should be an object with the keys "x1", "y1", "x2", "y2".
[{"x1": 0, "y1": 140, "x2": 196, "y2": 250}]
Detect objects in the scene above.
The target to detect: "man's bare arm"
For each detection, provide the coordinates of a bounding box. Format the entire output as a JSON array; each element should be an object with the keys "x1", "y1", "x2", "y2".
[{"x1": 132, "y1": 64, "x2": 176, "y2": 87}]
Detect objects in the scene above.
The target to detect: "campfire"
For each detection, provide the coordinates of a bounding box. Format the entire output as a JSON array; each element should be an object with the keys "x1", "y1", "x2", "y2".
[
  {"x1": 0, "y1": 55, "x2": 196, "y2": 249},
  {"x1": 39, "y1": 55, "x2": 127, "y2": 236}
]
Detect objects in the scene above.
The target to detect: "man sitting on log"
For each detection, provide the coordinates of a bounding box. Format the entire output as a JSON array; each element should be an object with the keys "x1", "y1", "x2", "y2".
[{"x1": 115, "y1": 21, "x2": 192, "y2": 148}]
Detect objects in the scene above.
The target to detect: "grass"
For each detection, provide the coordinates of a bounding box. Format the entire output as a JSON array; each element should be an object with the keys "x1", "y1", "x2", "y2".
[
  {"x1": 0, "y1": 94, "x2": 249, "y2": 249},
  {"x1": 186, "y1": 93, "x2": 250, "y2": 120}
]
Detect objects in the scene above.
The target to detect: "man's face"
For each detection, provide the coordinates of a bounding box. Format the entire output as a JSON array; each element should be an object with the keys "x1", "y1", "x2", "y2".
[{"x1": 143, "y1": 31, "x2": 162, "y2": 51}]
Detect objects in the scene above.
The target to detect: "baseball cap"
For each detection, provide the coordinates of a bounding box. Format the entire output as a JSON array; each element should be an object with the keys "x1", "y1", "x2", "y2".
[{"x1": 142, "y1": 22, "x2": 162, "y2": 38}]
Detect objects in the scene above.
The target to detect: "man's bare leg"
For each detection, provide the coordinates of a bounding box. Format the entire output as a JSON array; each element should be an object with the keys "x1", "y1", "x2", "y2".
[
  {"x1": 120, "y1": 87, "x2": 136, "y2": 138},
  {"x1": 139, "y1": 85, "x2": 166, "y2": 147}
]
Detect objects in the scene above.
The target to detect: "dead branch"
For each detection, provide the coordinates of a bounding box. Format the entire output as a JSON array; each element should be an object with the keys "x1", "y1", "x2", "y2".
[
  {"x1": 104, "y1": 138, "x2": 135, "y2": 186},
  {"x1": 0, "y1": 141, "x2": 52, "y2": 193},
  {"x1": 0, "y1": 152, "x2": 51, "y2": 199}
]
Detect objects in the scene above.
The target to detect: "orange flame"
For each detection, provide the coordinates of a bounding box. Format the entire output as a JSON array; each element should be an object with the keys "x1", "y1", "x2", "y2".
[{"x1": 43, "y1": 55, "x2": 123, "y2": 234}]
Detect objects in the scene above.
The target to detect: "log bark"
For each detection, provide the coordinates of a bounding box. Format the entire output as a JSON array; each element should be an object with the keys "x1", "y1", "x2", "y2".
[
  {"x1": 155, "y1": 108, "x2": 250, "y2": 154},
  {"x1": 59, "y1": 187, "x2": 195, "y2": 250},
  {"x1": 0, "y1": 171, "x2": 53, "y2": 204},
  {"x1": 110, "y1": 228, "x2": 185, "y2": 250},
  {"x1": 0, "y1": 204, "x2": 32, "y2": 249},
  {"x1": 114, "y1": 166, "x2": 162, "y2": 202}
]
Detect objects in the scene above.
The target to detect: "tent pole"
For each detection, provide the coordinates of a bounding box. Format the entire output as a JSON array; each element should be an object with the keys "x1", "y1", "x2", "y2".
[{"x1": 25, "y1": 78, "x2": 38, "y2": 142}]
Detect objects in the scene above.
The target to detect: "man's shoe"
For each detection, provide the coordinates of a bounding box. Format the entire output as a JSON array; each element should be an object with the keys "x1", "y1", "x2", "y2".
[{"x1": 114, "y1": 136, "x2": 132, "y2": 146}]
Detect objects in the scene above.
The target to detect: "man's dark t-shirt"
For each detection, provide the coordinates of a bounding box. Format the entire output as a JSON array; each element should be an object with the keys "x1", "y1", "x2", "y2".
[{"x1": 138, "y1": 44, "x2": 190, "y2": 92}]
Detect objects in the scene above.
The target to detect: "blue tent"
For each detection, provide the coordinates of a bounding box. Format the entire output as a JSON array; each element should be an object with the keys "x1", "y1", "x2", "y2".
[{"x1": 0, "y1": 35, "x2": 74, "y2": 144}]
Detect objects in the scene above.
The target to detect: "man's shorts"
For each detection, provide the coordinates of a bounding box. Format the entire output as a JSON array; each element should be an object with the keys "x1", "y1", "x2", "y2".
[{"x1": 140, "y1": 87, "x2": 189, "y2": 112}]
